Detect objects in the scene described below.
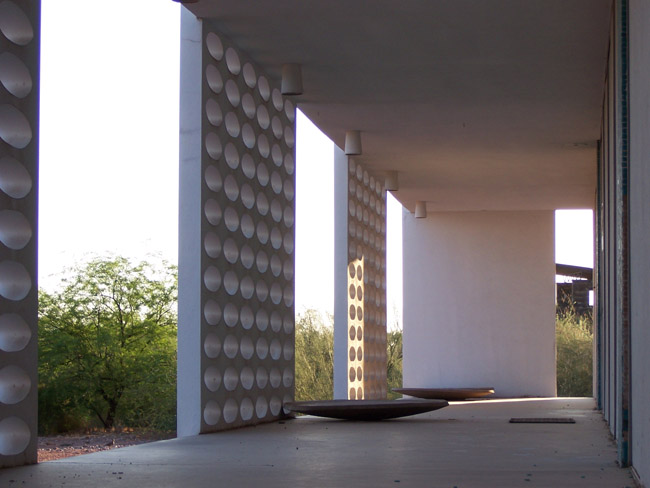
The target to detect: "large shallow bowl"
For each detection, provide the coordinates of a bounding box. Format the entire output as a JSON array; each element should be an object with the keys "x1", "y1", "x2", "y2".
[
  {"x1": 392, "y1": 387, "x2": 495, "y2": 401},
  {"x1": 283, "y1": 399, "x2": 448, "y2": 421}
]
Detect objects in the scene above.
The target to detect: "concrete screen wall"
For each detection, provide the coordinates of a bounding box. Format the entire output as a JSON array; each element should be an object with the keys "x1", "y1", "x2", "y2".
[
  {"x1": 178, "y1": 9, "x2": 295, "y2": 435},
  {"x1": 403, "y1": 210, "x2": 556, "y2": 398}
]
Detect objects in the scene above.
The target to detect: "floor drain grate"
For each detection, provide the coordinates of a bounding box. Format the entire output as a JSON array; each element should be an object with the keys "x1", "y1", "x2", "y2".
[{"x1": 509, "y1": 418, "x2": 576, "y2": 424}]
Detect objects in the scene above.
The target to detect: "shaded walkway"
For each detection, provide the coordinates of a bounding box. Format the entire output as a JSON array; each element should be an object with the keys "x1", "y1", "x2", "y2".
[{"x1": 0, "y1": 398, "x2": 634, "y2": 487}]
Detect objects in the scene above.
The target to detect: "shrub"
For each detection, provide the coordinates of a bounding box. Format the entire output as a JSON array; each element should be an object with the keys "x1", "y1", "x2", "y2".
[{"x1": 556, "y1": 309, "x2": 593, "y2": 397}]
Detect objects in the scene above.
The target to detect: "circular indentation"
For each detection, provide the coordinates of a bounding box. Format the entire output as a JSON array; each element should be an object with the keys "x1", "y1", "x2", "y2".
[
  {"x1": 206, "y1": 32, "x2": 223, "y2": 59},
  {"x1": 0, "y1": 314, "x2": 30, "y2": 352},
  {"x1": 256, "y1": 192, "x2": 269, "y2": 215},
  {"x1": 204, "y1": 366, "x2": 222, "y2": 392},
  {"x1": 269, "y1": 367, "x2": 281, "y2": 388},
  {"x1": 0, "y1": 210, "x2": 31, "y2": 250},
  {"x1": 270, "y1": 227, "x2": 282, "y2": 250},
  {"x1": 283, "y1": 314, "x2": 294, "y2": 334},
  {"x1": 225, "y1": 47, "x2": 241, "y2": 75},
  {"x1": 203, "y1": 266, "x2": 221, "y2": 292},
  {"x1": 349, "y1": 305, "x2": 356, "y2": 320},
  {"x1": 204, "y1": 300, "x2": 222, "y2": 325},
  {"x1": 349, "y1": 388, "x2": 356, "y2": 400},
  {"x1": 204, "y1": 332, "x2": 221, "y2": 359},
  {"x1": 258, "y1": 76, "x2": 270, "y2": 101},
  {"x1": 225, "y1": 79, "x2": 240, "y2": 107},
  {"x1": 240, "y1": 336, "x2": 254, "y2": 360},
  {"x1": 270, "y1": 254, "x2": 282, "y2": 277},
  {"x1": 270, "y1": 311, "x2": 282, "y2": 333},
  {"x1": 0, "y1": 416, "x2": 30, "y2": 455},
  {"x1": 224, "y1": 174, "x2": 239, "y2": 201},
  {"x1": 272, "y1": 88, "x2": 283, "y2": 111},
  {"x1": 0, "y1": 52, "x2": 32, "y2": 98},
  {"x1": 283, "y1": 180, "x2": 295, "y2": 201},
  {"x1": 256, "y1": 221, "x2": 269, "y2": 244},
  {"x1": 241, "y1": 93, "x2": 256, "y2": 120},
  {"x1": 241, "y1": 153, "x2": 256, "y2": 179},
  {"x1": 205, "y1": 132, "x2": 222, "y2": 160},
  {"x1": 357, "y1": 347, "x2": 363, "y2": 361},
  {"x1": 357, "y1": 368, "x2": 363, "y2": 383},
  {"x1": 357, "y1": 266, "x2": 363, "y2": 280},
  {"x1": 256, "y1": 309, "x2": 269, "y2": 331},
  {"x1": 349, "y1": 284, "x2": 356, "y2": 300},
  {"x1": 252, "y1": 253, "x2": 268, "y2": 276},
  {"x1": 283, "y1": 233, "x2": 294, "y2": 254},
  {"x1": 238, "y1": 185, "x2": 255, "y2": 211},
  {"x1": 284, "y1": 285, "x2": 294, "y2": 307},
  {"x1": 270, "y1": 171, "x2": 282, "y2": 194},
  {"x1": 0, "y1": 365, "x2": 30, "y2": 404},
  {"x1": 0, "y1": 156, "x2": 31, "y2": 199},
  {"x1": 282, "y1": 259, "x2": 294, "y2": 280},
  {"x1": 284, "y1": 126, "x2": 295, "y2": 148},
  {"x1": 223, "y1": 271, "x2": 239, "y2": 296},
  {"x1": 271, "y1": 145, "x2": 283, "y2": 166},
  {"x1": 270, "y1": 339, "x2": 282, "y2": 360},
  {"x1": 270, "y1": 199, "x2": 282, "y2": 222},
  {"x1": 224, "y1": 366, "x2": 239, "y2": 391},
  {"x1": 241, "y1": 123, "x2": 255, "y2": 149},
  {"x1": 357, "y1": 306, "x2": 363, "y2": 321},
  {"x1": 223, "y1": 238, "x2": 239, "y2": 264},
  {"x1": 256, "y1": 397, "x2": 268, "y2": 419},
  {"x1": 270, "y1": 396, "x2": 282, "y2": 416},
  {"x1": 270, "y1": 283, "x2": 282, "y2": 305},
  {"x1": 240, "y1": 367, "x2": 255, "y2": 391},
  {"x1": 240, "y1": 397, "x2": 254, "y2": 421},
  {"x1": 257, "y1": 162, "x2": 269, "y2": 186},
  {"x1": 0, "y1": 104, "x2": 31, "y2": 149},
  {"x1": 223, "y1": 398, "x2": 238, "y2": 424},
  {"x1": 348, "y1": 263, "x2": 356, "y2": 279},
  {"x1": 349, "y1": 367, "x2": 356, "y2": 382},
  {"x1": 284, "y1": 153, "x2": 294, "y2": 175},
  {"x1": 240, "y1": 277, "x2": 255, "y2": 300},
  {"x1": 256, "y1": 280, "x2": 269, "y2": 302},
  {"x1": 205, "y1": 98, "x2": 223, "y2": 127},
  {"x1": 203, "y1": 400, "x2": 221, "y2": 425},
  {"x1": 256, "y1": 367, "x2": 269, "y2": 389},
  {"x1": 242, "y1": 63, "x2": 256, "y2": 88},
  {"x1": 283, "y1": 342, "x2": 294, "y2": 360},
  {"x1": 284, "y1": 100, "x2": 295, "y2": 121},
  {"x1": 223, "y1": 303, "x2": 239, "y2": 327},
  {"x1": 349, "y1": 326, "x2": 356, "y2": 341},
  {"x1": 256, "y1": 104, "x2": 270, "y2": 129},
  {"x1": 224, "y1": 206, "x2": 239, "y2": 232},
  {"x1": 257, "y1": 134, "x2": 270, "y2": 158},
  {"x1": 357, "y1": 326, "x2": 363, "y2": 340},
  {"x1": 282, "y1": 368, "x2": 294, "y2": 388},
  {"x1": 283, "y1": 206, "x2": 294, "y2": 228},
  {"x1": 240, "y1": 244, "x2": 254, "y2": 269},
  {"x1": 204, "y1": 165, "x2": 222, "y2": 192},
  {"x1": 225, "y1": 112, "x2": 240, "y2": 138},
  {"x1": 256, "y1": 337, "x2": 269, "y2": 360},
  {"x1": 205, "y1": 64, "x2": 223, "y2": 94},
  {"x1": 223, "y1": 335, "x2": 238, "y2": 359},
  {"x1": 271, "y1": 116, "x2": 283, "y2": 139},
  {"x1": 0, "y1": 2, "x2": 33, "y2": 46},
  {"x1": 204, "y1": 232, "x2": 221, "y2": 258},
  {"x1": 0, "y1": 261, "x2": 30, "y2": 301}
]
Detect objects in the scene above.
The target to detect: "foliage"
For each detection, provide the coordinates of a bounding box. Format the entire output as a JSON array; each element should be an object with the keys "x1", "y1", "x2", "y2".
[
  {"x1": 38, "y1": 257, "x2": 177, "y2": 434},
  {"x1": 386, "y1": 329, "x2": 403, "y2": 399},
  {"x1": 294, "y1": 310, "x2": 334, "y2": 401},
  {"x1": 556, "y1": 308, "x2": 593, "y2": 397}
]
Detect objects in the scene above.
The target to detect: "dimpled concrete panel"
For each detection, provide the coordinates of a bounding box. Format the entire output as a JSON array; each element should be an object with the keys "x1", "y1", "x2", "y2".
[
  {"x1": 199, "y1": 25, "x2": 295, "y2": 431},
  {"x1": 0, "y1": 0, "x2": 39, "y2": 466},
  {"x1": 347, "y1": 159, "x2": 387, "y2": 399}
]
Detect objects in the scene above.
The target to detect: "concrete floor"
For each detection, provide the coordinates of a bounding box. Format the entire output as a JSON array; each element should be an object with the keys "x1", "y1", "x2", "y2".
[{"x1": 0, "y1": 398, "x2": 636, "y2": 487}]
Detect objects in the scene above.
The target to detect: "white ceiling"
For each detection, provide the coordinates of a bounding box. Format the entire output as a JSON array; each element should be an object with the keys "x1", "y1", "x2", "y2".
[{"x1": 185, "y1": 1, "x2": 613, "y2": 212}]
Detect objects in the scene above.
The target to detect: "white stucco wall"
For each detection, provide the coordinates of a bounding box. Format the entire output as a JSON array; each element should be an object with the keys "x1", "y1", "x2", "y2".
[
  {"x1": 403, "y1": 210, "x2": 556, "y2": 397},
  {"x1": 629, "y1": 0, "x2": 650, "y2": 481}
]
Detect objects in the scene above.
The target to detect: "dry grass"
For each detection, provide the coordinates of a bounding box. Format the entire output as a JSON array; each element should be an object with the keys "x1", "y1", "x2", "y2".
[{"x1": 556, "y1": 309, "x2": 593, "y2": 397}]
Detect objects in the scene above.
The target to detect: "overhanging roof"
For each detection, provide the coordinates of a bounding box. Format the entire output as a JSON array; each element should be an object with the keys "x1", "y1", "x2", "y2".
[{"x1": 184, "y1": 1, "x2": 612, "y2": 212}]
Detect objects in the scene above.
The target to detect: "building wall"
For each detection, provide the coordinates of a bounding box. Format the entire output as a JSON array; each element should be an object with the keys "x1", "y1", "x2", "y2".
[
  {"x1": 178, "y1": 9, "x2": 295, "y2": 435},
  {"x1": 403, "y1": 210, "x2": 556, "y2": 397},
  {"x1": 629, "y1": 0, "x2": 650, "y2": 481},
  {"x1": 0, "y1": 0, "x2": 39, "y2": 467}
]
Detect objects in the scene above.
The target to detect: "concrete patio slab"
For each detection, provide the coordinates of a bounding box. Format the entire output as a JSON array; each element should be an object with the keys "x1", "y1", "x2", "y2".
[{"x1": 0, "y1": 398, "x2": 635, "y2": 487}]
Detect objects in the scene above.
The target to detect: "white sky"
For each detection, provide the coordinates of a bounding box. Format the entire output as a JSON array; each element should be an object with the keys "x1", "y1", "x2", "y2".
[{"x1": 38, "y1": 1, "x2": 591, "y2": 328}]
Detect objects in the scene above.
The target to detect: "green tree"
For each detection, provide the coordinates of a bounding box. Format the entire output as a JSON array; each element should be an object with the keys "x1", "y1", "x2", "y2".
[
  {"x1": 294, "y1": 309, "x2": 334, "y2": 400},
  {"x1": 38, "y1": 257, "x2": 177, "y2": 433},
  {"x1": 386, "y1": 329, "x2": 403, "y2": 399}
]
